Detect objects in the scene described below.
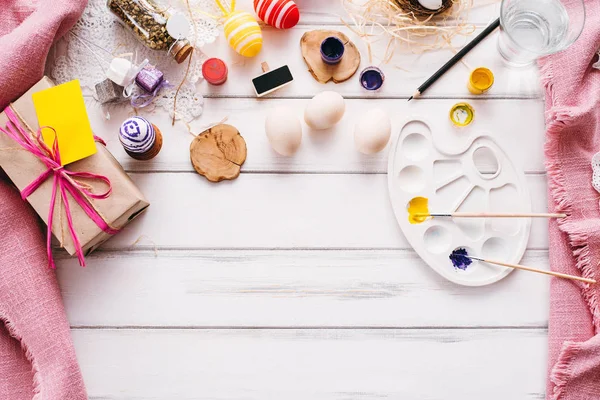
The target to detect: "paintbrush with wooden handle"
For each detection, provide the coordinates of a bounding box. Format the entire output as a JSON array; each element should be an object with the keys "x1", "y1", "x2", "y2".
[{"x1": 450, "y1": 248, "x2": 594, "y2": 284}]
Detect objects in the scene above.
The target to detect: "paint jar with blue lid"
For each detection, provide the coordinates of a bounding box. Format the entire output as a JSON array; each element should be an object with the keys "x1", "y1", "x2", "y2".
[
  {"x1": 360, "y1": 66, "x2": 385, "y2": 91},
  {"x1": 320, "y1": 36, "x2": 345, "y2": 65}
]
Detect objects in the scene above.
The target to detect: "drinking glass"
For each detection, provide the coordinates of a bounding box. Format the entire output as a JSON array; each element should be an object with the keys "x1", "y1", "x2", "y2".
[{"x1": 497, "y1": 0, "x2": 586, "y2": 66}]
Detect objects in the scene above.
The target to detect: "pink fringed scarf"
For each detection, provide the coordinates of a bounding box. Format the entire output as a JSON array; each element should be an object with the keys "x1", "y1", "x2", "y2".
[
  {"x1": 0, "y1": 0, "x2": 88, "y2": 399},
  {"x1": 541, "y1": 0, "x2": 600, "y2": 398}
]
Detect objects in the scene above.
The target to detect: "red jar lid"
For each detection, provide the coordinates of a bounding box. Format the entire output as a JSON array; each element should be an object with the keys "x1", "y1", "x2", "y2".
[{"x1": 202, "y1": 58, "x2": 228, "y2": 85}]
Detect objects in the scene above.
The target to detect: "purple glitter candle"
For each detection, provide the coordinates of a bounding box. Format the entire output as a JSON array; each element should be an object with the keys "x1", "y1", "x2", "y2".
[
  {"x1": 135, "y1": 65, "x2": 164, "y2": 93},
  {"x1": 360, "y1": 66, "x2": 385, "y2": 91},
  {"x1": 320, "y1": 36, "x2": 345, "y2": 65}
]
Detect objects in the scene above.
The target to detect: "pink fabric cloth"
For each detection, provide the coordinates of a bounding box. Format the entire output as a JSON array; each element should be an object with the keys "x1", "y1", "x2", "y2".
[
  {"x1": 0, "y1": 0, "x2": 88, "y2": 399},
  {"x1": 0, "y1": 0, "x2": 85, "y2": 109},
  {"x1": 541, "y1": 0, "x2": 600, "y2": 398}
]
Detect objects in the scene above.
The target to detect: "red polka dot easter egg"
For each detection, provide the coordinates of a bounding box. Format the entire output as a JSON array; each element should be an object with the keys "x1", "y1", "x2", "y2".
[{"x1": 254, "y1": 0, "x2": 300, "y2": 29}]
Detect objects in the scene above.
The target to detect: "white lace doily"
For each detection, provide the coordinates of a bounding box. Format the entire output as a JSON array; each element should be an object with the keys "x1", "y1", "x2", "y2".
[{"x1": 49, "y1": 0, "x2": 221, "y2": 122}]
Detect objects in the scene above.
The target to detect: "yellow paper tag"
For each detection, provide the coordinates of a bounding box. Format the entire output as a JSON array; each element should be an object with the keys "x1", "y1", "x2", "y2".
[{"x1": 32, "y1": 80, "x2": 97, "y2": 166}]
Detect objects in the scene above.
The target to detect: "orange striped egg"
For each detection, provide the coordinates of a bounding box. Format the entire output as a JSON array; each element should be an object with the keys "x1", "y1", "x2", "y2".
[
  {"x1": 224, "y1": 11, "x2": 263, "y2": 58},
  {"x1": 254, "y1": 0, "x2": 300, "y2": 29}
]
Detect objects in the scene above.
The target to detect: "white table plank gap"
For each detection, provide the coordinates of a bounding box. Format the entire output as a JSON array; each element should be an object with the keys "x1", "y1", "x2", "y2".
[
  {"x1": 57, "y1": 249, "x2": 549, "y2": 328},
  {"x1": 73, "y1": 328, "x2": 546, "y2": 400},
  {"x1": 92, "y1": 173, "x2": 550, "y2": 250},
  {"x1": 89, "y1": 98, "x2": 546, "y2": 174}
]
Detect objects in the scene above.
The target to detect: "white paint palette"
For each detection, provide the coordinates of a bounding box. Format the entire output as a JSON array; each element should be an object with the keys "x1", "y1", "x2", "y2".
[{"x1": 387, "y1": 118, "x2": 531, "y2": 286}]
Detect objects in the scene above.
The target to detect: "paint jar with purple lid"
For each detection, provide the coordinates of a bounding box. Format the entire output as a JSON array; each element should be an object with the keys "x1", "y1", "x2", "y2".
[
  {"x1": 320, "y1": 36, "x2": 345, "y2": 65},
  {"x1": 360, "y1": 66, "x2": 385, "y2": 91},
  {"x1": 135, "y1": 65, "x2": 164, "y2": 93}
]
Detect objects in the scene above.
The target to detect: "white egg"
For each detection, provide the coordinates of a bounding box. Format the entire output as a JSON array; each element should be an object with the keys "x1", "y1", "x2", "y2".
[
  {"x1": 354, "y1": 108, "x2": 392, "y2": 154},
  {"x1": 417, "y1": 0, "x2": 442, "y2": 10},
  {"x1": 265, "y1": 106, "x2": 302, "y2": 156},
  {"x1": 304, "y1": 91, "x2": 346, "y2": 130}
]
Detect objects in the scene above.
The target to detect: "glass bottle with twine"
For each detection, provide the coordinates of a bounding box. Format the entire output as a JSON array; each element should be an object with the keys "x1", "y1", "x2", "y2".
[{"x1": 107, "y1": 0, "x2": 193, "y2": 63}]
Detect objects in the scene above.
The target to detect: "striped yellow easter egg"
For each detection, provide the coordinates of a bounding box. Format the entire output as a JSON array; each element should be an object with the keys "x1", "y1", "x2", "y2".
[{"x1": 224, "y1": 11, "x2": 263, "y2": 58}]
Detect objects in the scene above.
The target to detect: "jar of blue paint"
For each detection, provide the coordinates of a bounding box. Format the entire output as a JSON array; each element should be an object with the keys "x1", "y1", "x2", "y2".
[
  {"x1": 360, "y1": 66, "x2": 385, "y2": 91},
  {"x1": 320, "y1": 36, "x2": 345, "y2": 65}
]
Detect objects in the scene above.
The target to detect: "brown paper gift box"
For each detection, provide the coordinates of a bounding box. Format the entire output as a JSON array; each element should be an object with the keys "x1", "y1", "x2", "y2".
[{"x1": 0, "y1": 77, "x2": 149, "y2": 256}]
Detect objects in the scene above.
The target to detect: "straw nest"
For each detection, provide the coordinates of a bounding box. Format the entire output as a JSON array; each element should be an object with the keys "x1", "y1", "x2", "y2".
[
  {"x1": 393, "y1": 0, "x2": 454, "y2": 18},
  {"x1": 341, "y1": 0, "x2": 476, "y2": 63}
]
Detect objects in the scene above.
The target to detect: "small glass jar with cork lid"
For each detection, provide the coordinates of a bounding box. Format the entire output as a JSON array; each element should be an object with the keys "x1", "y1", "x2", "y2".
[{"x1": 107, "y1": 0, "x2": 193, "y2": 64}]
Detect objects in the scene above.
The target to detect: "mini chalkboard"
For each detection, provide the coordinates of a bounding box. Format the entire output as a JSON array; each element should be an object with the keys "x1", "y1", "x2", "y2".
[{"x1": 252, "y1": 63, "x2": 293, "y2": 97}]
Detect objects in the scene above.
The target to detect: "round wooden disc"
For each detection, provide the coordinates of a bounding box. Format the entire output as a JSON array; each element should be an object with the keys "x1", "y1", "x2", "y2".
[
  {"x1": 190, "y1": 124, "x2": 247, "y2": 182},
  {"x1": 300, "y1": 30, "x2": 361, "y2": 84}
]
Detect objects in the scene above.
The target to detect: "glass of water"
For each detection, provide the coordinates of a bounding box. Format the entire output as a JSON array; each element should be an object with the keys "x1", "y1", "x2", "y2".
[{"x1": 498, "y1": 0, "x2": 586, "y2": 66}]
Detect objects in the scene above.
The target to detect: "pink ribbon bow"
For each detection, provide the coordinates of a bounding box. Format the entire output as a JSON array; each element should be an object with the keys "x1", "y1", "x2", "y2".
[{"x1": 0, "y1": 106, "x2": 119, "y2": 268}]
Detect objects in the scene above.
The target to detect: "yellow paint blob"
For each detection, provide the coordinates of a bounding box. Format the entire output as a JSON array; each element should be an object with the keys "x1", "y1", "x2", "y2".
[
  {"x1": 467, "y1": 67, "x2": 494, "y2": 94},
  {"x1": 407, "y1": 196, "x2": 430, "y2": 224}
]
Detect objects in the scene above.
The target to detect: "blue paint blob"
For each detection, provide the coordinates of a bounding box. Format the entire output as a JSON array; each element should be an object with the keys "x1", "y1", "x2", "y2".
[{"x1": 449, "y1": 248, "x2": 472, "y2": 270}]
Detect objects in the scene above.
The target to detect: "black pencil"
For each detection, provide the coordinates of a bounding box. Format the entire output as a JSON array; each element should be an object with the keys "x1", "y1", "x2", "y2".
[{"x1": 408, "y1": 18, "x2": 500, "y2": 101}]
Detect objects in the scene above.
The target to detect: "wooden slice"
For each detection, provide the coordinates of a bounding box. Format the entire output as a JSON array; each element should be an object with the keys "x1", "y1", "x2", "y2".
[
  {"x1": 300, "y1": 30, "x2": 361, "y2": 84},
  {"x1": 190, "y1": 124, "x2": 247, "y2": 182}
]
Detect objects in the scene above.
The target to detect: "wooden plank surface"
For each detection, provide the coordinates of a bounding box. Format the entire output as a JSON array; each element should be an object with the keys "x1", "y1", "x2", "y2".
[
  {"x1": 90, "y1": 98, "x2": 546, "y2": 174},
  {"x1": 58, "y1": 250, "x2": 549, "y2": 328},
  {"x1": 50, "y1": 1, "x2": 551, "y2": 398},
  {"x1": 93, "y1": 173, "x2": 550, "y2": 250},
  {"x1": 194, "y1": 25, "x2": 541, "y2": 99},
  {"x1": 74, "y1": 328, "x2": 546, "y2": 400}
]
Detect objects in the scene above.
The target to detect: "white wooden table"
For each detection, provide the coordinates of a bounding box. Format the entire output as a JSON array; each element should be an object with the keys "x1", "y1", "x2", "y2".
[{"x1": 54, "y1": 1, "x2": 549, "y2": 398}]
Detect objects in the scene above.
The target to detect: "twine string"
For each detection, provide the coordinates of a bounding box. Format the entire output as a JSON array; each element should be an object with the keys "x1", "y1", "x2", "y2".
[
  {"x1": 172, "y1": 0, "x2": 198, "y2": 125},
  {"x1": 130, "y1": 234, "x2": 159, "y2": 257}
]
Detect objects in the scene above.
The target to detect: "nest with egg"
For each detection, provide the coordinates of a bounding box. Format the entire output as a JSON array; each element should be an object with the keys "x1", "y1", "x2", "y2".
[
  {"x1": 341, "y1": 0, "x2": 476, "y2": 63},
  {"x1": 395, "y1": 0, "x2": 454, "y2": 17}
]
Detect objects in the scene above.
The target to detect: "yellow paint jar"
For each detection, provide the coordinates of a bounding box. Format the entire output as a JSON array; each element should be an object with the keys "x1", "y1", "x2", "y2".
[
  {"x1": 467, "y1": 67, "x2": 494, "y2": 94},
  {"x1": 449, "y1": 102, "x2": 474, "y2": 127}
]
